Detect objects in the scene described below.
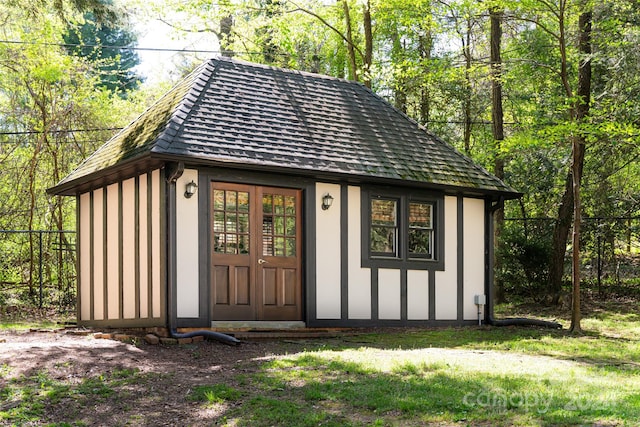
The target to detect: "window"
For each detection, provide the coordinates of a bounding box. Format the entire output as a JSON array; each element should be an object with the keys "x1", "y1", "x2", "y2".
[
  {"x1": 370, "y1": 198, "x2": 398, "y2": 256},
  {"x1": 363, "y1": 189, "x2": 443, "y2": 269},
  {"x1": 408, "y1": 202, "x2": 433, "y2": 259}
]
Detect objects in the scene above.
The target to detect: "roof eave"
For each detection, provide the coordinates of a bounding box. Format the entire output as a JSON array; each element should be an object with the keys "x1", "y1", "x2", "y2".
[
  {"x1": 150, "y1": 153, "x2": 522, "y2": 200},
  {"x1": 47, "y1": 154, "x2": 165, "y2": 196}
]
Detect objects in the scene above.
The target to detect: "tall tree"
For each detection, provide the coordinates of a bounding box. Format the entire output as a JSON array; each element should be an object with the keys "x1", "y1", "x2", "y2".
[
  {"x1": 568, "y1": 3, "x2": 592, "y2": 333},
  {"x1": 63, "y1": 11, "x2": 143, "y2": 94},
  {"x1": 489, "y1": 3, "x2": 506, "y2": 302}
]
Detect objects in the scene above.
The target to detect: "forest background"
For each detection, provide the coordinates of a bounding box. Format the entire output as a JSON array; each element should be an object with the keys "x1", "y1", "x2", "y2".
[{"x1": 1, "y1": 0, "x2": 638, "y2": 327}]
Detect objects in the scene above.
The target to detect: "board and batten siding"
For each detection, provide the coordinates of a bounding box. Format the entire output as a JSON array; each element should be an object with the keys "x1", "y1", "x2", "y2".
[
  {"x1": 313, "y1": 184, "x2": 487, "y2": 325},
  {"x1": 77, "y1": 170, "x2": 164, "y2": 327}
]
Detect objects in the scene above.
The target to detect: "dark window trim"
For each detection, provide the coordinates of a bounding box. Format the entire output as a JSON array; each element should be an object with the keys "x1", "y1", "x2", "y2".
[{"x1": 361, "y1": 186, "x2": 445, "y2": 271}]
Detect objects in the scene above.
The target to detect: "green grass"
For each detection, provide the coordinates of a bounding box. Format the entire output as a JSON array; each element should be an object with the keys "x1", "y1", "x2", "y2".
[
  {"x1": 2, "y1": 302, "x2": 639, "y2": 426},
  {"x1": 0, "y1": 368, "x2": 141, "y2": 425},
  {"x1": 214, "y1": 303, "x2": 640, "y2": 426},
  {"x1": 187, "y1": 384, "x2": 243, "y2": 405}
]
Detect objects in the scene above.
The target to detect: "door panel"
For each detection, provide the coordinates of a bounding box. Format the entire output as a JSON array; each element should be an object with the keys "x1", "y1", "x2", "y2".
[
  {"x1": 210, "y1": 183, "x2": 302, "y2": 321},
  {"x1": 210, "y1": 184, "x2": 255, "y2": 320},
  {"x1": 257, "y1": 187, "x2": 302, "y2": 321}
]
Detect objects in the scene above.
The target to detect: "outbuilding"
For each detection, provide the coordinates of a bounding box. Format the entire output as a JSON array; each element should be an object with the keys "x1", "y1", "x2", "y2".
[{"x1": 48, "y1": 57, "x2": 519, "y2": 330}]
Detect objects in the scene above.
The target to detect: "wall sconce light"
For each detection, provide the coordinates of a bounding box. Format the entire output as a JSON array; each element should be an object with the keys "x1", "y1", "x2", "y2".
[
  {"x1": 184, "y1": 180, "x2": 198, "y2": 198},
  {"x1": 321, "y1": 193, "x2": 334, "y2": 210}
]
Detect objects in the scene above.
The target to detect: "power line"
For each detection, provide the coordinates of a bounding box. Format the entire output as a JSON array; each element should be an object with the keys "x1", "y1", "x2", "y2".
[
  {"x1": 0, "y1": 127, "x2": 122, "y2": 136},
  {"x1": 0, "y1": 39, "x2": 223, "y2": 54}
]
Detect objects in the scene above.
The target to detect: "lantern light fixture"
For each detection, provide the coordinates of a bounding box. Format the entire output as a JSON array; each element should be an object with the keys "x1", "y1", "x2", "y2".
[
  {"x1": 321, "y1": 193, "x2": 334, "y2": 210},
  {"x1": 184, "y1": 180, "x2": 198, "y2": 198}
]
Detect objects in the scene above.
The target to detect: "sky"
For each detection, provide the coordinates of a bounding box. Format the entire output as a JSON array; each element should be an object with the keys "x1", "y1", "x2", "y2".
[{"x1": 134, "y1": 14, "x2": 219, "y2": 84}]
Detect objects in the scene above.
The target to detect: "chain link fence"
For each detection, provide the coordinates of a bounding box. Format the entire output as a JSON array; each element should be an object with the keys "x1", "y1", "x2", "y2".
[{"x1": 0, "y1": 230, "x2": 76, "y2": 313}]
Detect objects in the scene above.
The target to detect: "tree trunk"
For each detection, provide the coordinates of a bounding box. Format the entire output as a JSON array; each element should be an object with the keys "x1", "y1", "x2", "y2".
[
  {"x1": 342, "y1": 0, "x2": 358, "y2": 82},
  {"x1": 462, "y1": 15, "x2": 472, "y2": 154},
  {"x1": 490, "y1": 7, "x2": 505, "y2": 303},
  {"x1": 569, "y1": 7, "x2": 592, "y2": 333},
  {"x1": 219, "y1": 15, "x2": 234, "y2": 57},
  {"x1": 362, "y1": 0, "x2": 372, "y2": 88}
]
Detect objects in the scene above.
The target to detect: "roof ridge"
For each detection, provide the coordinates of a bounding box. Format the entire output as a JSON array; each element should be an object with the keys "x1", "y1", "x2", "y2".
[{"x1": 215, "y1": 56, "x2": 364, "y2": 85}]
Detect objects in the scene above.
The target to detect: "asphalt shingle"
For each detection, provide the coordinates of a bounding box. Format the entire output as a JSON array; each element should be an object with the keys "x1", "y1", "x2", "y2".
[{"x1": 51, "y1": 57, "x2": 519, "y2": 197}]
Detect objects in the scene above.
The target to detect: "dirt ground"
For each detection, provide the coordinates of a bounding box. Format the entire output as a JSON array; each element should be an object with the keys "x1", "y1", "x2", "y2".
[{"x1": 0, "y1": 328, "x2": 301, "y2": 426}]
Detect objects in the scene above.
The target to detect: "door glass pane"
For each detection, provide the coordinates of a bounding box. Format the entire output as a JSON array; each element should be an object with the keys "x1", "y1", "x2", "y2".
[
  {"x1": 262, "y1": 192, "x2": 296, "y2": 257},
  {"x1": 226, "y1": 214, "x2": 237, "y2": 232},
  {"x1": 238, "y1": 192, "x2": 249, "y2": 212},
  {"x1": 275, "y1": 237, "x2": 285, "y2": 256},
  {"x1": 238, "y1": 213, "x2": 249, "y2": 233},
  {"x1": 286, "y1": 217, "x2": 296, "y2": 236},
  {"x1": 274, "y1": 216, "x2": 284, "y2": 235},
  {"x1": 213, "y1": 190, "x2": 225, "y2": 210},
  {"x1": 212, "y1": 188, "x2": 250, "y2": 255},
  {"x1": 274, "y1": 195, "x2": 284, "y2": 214},
  {"x1": 286, "y1": 238, "x2": 296, "y2": 257},
  {"x1": 226, "y1": 191, "x2": 237, "y2": 211},
  {"x1": 285, "y1": 196, "x2": 295, "y2": 214},
  {"x1": 263, "y1": 195, "x2": 272, "y2": 214}
]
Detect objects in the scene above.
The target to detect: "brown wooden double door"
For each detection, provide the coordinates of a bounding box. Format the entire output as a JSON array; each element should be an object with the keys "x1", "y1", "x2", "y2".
[{"x1": 210, "y1": 183, "x2": 303, "y2": 321}]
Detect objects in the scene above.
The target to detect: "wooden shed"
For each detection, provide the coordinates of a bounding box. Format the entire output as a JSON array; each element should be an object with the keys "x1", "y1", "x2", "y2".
[{"x1": 48, "y1": 57, "x2": 519, "y2": 330}]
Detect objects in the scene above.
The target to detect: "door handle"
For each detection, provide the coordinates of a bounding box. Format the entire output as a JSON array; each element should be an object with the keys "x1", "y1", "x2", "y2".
[{"x1": 258, "y1": 258, "x2": 268, "y2": 265}]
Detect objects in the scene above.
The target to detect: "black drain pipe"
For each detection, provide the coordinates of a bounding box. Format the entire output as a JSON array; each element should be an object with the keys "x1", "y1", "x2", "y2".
[
  {"x1": 165, "y1": 162, "x2": 241, "y2": 345},
  {"x1": 485, "y1": 197, "x2": 562, "y2": 329}
]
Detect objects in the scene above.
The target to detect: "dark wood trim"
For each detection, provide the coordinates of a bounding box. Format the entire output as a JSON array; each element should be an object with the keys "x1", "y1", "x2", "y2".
[
  {"x1": 76, "y1": 195, "x2": 82, "y2": 322},
  {"x1": 428, "y1": 269, "x2": 436, "y2": 320},
  {"x1": 340, "y1": 184, "x2": 348, "y2": 320},
  {"x1": 307, "y1": 318, "x2": 480, "y2": 328},
  {"x1": 134, "y1": 175, "x2": 141, "y2": 320},
  {"x1": 400, "y1": 268, "x2": 407, "y2": 321},
  {"x1": 197, "y1": 172, "x2": 210, "y2": 326},
  {"x1": 146, "y1": 172, "x2": 154, "y2": 319},
  {"x1": 158, "y1": 169, "x2": 167, "y2": 322},
  {"x1": 166, "y1": 167, "x2": 178, "y2": 329},
  {"x1": 88, "y1": 191, "x2": 94, "y2": 321},
  {"x1": 371, "y1": 268, "x2": 378, "y2": 320},
  {"x1": 305, "y1": 184, "x2": 317, "y2": 325},
  {"x1": 484, "y1": 198, "x2": 494, "y2": 323},
  {"x1": 118, "y1": 181, "x2": 124, "y2": 320},
  {"x1": 360, "y1": 186, "x2": 445, "y2": 271},
  {"x1": 457, "y1": 196, "x2": 464, "y2": 322},
  {"x1": 102, "y1": 187, "x2": 108, "y2": 320}
]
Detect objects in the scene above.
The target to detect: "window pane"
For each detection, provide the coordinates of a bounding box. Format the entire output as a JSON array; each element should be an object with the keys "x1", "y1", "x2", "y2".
[
  {"x1": 239, "y1": 234, "x2": 249, "y2": 254},
  {"x1": 409, "y1": 229, "x2": 432, "y2": 257},
  {"x1": 226, "y1": 214, "x2": 237, "y2": 232},
  {"x1": 285, "y1": 196, "x2": 296, "y2": 215},
  {"x1": 286, "y1": 238, "x2": 296, "y2": 256},
  {"x1": 213, "y1": 212, "x2": 225, "y2": 232},
  {"x1": 410, "y1": 202, "x2": 432, "y2": 228},
  {"x1": 213, "y1": 190, "x2": 225, "y2": 211},
  {"x1": 238, "y1": 213, "x2": 249, "y2": 233},
  {"x1": 285, "y1": 217, "x2": 296, "y2": 236},
  {"x1": 262, "y1": 195, "x2": 272, "y2": 214},
  {"x1": 371, "y1": 199, "x2": 396, "y2": 226},
  {"x1": 275, "y1": 237, "x2": 285, "y2": 256},
  {"x1": 371, "y1": 226, "x2": 396, "y2": 254},
  {"x1": 238, "y1": 192, "x2": 249, "y2": 212},
  {"x1": 226, "y1": 191, "x2": 237, "y2": 211},
  {"x1": 274, "y1": 216, "x2": 284, "y2": 235},
  {"x1": 274, "y1": 195, "x2": 284, "y2": 214}
]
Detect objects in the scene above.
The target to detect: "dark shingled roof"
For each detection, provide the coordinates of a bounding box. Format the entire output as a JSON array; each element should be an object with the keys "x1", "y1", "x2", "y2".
[{"x1": 50, "y1": 57, "x2": 519, "y2": 197}]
